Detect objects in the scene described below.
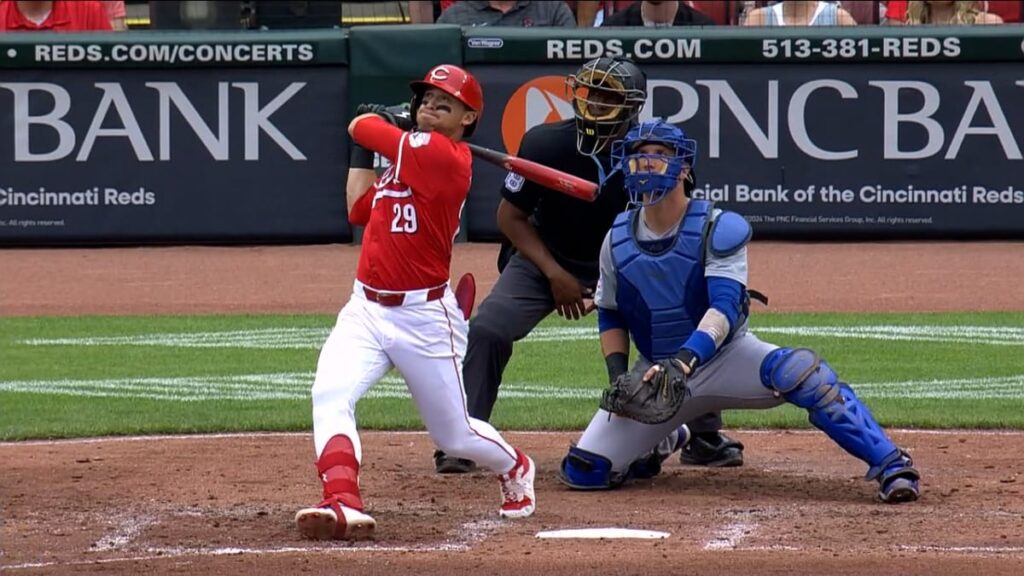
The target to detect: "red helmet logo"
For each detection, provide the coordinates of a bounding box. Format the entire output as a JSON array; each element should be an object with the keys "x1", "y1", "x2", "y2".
[{"x1": 429, "y1": 66, "x2": 451, "y2": 82}]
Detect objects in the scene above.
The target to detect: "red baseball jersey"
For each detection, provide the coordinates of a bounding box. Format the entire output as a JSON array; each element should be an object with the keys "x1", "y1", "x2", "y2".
[{"x1": 349, "y1": 116, "x2": 472, "y2": 292}]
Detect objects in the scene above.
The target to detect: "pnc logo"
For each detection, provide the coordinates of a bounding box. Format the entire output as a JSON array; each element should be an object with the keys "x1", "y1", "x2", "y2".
[{"x1": 500, "y1": 75, "x2": 575, "y2": 156}]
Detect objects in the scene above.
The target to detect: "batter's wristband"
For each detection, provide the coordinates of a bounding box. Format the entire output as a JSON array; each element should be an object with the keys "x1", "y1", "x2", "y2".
[
  {"x1": 349, "y1": 143, "x2": 375, "y2": 170},
  {"x1": 605, "y1": 352, "x2": 628, "y2": 383}
]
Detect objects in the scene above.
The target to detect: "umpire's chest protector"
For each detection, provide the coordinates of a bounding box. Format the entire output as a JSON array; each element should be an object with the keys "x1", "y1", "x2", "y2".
[{"x1": 612, "y1": 200, "x2": 712, "y2": 361}]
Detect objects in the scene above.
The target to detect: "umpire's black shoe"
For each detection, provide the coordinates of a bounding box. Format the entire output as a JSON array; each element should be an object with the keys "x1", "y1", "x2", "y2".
[
  {"x1": 679, "y1": 432, "x2": 744, "y2": 467},
  {"x1": 434, "y1": 450, "x2": 477, "y2": 474}
]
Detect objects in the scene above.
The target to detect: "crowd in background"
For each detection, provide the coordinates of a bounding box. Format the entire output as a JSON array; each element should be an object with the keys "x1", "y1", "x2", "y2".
[
  {"x1": 413, "y1": 1, "x2": 1016, "y2": 26},
  {"x1": 0, "y1": 0, "x2": 1019, "y2": 32}
]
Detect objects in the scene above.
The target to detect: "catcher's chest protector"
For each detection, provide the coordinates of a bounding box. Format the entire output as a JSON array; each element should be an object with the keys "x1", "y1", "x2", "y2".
[{"x1": 611, "y1": 200, "x2": 712, "y2": 360}]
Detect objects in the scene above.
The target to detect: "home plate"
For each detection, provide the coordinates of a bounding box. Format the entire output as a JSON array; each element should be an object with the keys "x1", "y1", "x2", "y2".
[{"x1": 536, "y1": 528, "x2": 670, "y2": 540}]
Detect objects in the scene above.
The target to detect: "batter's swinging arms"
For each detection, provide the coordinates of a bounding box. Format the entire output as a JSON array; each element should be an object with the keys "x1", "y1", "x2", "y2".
[
  {"x1": 295, "y1": 65, "x2": 536, "y2": 541},
  {"x1": 559, "y1": 119, "x2": 921, "y2": 504}
]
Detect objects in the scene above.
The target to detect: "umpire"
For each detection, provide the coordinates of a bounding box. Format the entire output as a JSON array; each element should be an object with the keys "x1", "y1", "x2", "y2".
[{"x1": 435, "y1": 57, "x2": 744, "y2": 473}]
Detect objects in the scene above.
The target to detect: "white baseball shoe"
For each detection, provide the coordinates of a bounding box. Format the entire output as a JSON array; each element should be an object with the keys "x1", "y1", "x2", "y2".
[
  {"x1": 498, "y1": 448, "x2": 536, "y2": 519},
  {"x1": 295, "y1": 502, "x2": 376, "y2": 540}
]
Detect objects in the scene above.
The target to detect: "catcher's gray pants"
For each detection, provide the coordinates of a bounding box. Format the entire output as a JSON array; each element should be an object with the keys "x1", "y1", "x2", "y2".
[
  {"x1": 463, "y1": 251, "x2": 725, "y2": 434},
  {"x1": 576, "y1": 325, "x2": 785, "y2": 471}
]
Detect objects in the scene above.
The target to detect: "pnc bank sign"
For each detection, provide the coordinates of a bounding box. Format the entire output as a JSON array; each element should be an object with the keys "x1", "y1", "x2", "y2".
[
  {"x1": 500, "y1": 75, "x2": 1024, "y2": 162},
  {"x1": 0, "y1": 81, "x2": 308, "y2": 163}
]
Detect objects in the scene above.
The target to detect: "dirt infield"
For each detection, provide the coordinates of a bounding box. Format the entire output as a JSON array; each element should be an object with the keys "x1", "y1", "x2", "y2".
[
  {"x1": 2, "y1": 242, "x2": 1024, "y2": 575},
  {"x1": 2, "y1": 241, "x2": 1023, "y2": 316}
]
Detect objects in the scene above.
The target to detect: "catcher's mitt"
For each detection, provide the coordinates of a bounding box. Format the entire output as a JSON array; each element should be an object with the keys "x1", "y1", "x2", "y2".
[{"x1": 599, "y1": 360, "x2": 689, "y2": 424}]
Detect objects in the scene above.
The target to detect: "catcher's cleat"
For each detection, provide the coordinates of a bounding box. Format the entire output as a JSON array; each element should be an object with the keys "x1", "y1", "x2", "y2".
[
  {"x1": 295, "y1": 500, "x2": 376, "y2": 541},
  {"x1": 877, "y1": 452, "x2": 920, "y2": 504},
  {"x1": 679, "y1": 431, "x2": 745, "y2": 467},
  {"x1": 434, "y1": 450, "x2": 477, "y2": 474},
  {"x1": 498, "y1": 449, "x2": 536, "y2": 519},
  {"x1": 879, "y1": 476, "x2": 920, "y2": 504}
]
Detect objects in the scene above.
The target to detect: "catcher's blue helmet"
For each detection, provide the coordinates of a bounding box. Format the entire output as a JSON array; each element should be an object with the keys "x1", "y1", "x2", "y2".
[{"x1": 611, "y1": 119, "x2": 697, "y2": 207}]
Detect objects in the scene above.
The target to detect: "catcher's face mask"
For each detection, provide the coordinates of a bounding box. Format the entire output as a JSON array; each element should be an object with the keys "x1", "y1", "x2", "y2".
[
  {"x1": 566, "y1": 58, "x2": 647, "y2": 156},
  {"x1": 612, "y1": 119, "x2": 697, "y2": 207}
]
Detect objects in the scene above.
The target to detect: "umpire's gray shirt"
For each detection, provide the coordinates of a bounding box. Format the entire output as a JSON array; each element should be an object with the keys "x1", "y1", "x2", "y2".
[
  {"x1": 436, "y1": 1, "x2": 576, "y2": 27},
  {"x1": 595, "y1": 207, "x2": 748, "y2": 311}
]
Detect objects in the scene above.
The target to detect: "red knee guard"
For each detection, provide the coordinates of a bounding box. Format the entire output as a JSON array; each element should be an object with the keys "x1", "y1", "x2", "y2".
[{"x1": 315, "y1": 435, "x2": 365, "y2": 511}]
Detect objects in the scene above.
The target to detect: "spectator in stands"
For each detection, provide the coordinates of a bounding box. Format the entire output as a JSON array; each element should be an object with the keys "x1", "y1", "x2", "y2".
[
  {"x1": 573, "y1": 1, "x2": 638, "y2": 26},
  {"x1": 742, "y1": 0, "x2": 858, "y2": 25},
  {"x1": 0, "y1": 0, "x2": 112, "y2": 31},
  {"x1": 601, "y1": 0, "x2": 717, "y2": 26},
  {"x1": 102, "y1": 0, "x2": 124, "y2": 30},
  {"x1": 437, "y1": 1, "x2": 576, "y2": 26},
  {"x1": 839, "y1": 0, "x2": 882, "y2": 24},
  {"x1": 887, "y1": 0, "x2": 1004, "y2": 24},
  {"x1": 409, "y1": 0, "x2": 439, "y2": 24}
]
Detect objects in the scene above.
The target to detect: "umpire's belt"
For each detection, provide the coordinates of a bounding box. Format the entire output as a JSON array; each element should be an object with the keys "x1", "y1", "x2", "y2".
[{"x1": 356, "y1": 280, "x2": 447, "y2": 307}]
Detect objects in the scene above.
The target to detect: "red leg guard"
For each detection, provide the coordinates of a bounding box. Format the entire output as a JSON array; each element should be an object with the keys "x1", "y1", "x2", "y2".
[{"x1": 315, "y1": 435, "x2": 365, "y2": 511}]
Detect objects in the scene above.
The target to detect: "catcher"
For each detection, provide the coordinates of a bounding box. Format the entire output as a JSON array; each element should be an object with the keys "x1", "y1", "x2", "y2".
[{"x1": 559, "y1": 119, "x2": 921, "y2": 503}]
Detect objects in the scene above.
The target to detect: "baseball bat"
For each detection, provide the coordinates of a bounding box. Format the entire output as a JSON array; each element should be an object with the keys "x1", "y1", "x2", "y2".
[{"x1": 467, "y1": 143, "x2": 598, "y2": 202}]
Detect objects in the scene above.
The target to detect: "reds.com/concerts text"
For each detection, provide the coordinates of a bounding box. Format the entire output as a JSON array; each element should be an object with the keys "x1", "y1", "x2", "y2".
[{"x1": 33, "y1": 43, "x2": 315, "y2": 64}]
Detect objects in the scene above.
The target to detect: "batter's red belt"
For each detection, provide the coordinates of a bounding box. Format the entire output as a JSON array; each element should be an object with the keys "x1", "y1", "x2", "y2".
[{"x1": 360, "y1": 283, "x2": 447, "y2": 307}]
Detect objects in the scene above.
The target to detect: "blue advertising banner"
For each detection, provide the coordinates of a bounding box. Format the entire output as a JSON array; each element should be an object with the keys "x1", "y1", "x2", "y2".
[
  {"x1": 0, "y1": 67, "x2": 349, "y2": 245},
  {"x1": 465, "y1": 62, "x2": 1024, "y2": 239}
]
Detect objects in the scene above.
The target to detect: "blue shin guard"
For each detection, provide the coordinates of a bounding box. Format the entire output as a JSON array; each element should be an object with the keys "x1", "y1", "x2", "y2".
[
  {"x1": 559, "y1": 446, "x2": 628, "y2": 490},
  {"x1": 761, "y1": 348, "x2": 919, "y2": 501}
]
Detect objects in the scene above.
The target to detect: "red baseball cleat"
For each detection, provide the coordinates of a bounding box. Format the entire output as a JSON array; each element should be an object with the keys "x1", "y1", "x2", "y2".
[
  {"x1": 498, "y1": 448, "x2": 536, "y2": 519},
  {"x1": 295, "y1": 498, "x2": 376, "y2": 540}
]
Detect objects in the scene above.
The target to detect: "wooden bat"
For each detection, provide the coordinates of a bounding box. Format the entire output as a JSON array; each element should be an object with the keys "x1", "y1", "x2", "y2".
[{"x1": 467, "y1": 143, "x2": 598, "y2": 202}]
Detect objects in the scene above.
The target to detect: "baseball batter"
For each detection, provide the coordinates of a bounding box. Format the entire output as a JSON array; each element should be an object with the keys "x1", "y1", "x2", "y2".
[
  {"x1": 559, "y1": 119, "x2": 921, "y2": 503},
  {"x1": 295, "y1": 65, "x2": 536, "y2": 541}
]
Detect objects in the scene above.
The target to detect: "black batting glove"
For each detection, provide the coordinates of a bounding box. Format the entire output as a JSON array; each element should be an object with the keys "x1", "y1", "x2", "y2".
[{"x1": 357, "y1": 102, "x2": 414, "y2": 131}]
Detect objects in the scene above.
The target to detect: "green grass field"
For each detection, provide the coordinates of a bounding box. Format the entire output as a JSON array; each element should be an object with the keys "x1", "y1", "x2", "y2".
[{"x1": 1, "y1": 311, "x2": 1023, "y2": 440}]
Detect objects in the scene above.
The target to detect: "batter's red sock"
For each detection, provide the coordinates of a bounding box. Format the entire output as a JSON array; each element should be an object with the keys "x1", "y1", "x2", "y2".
[{"x1": 315, "y1": 435, "x2": 365, "y2": 511}]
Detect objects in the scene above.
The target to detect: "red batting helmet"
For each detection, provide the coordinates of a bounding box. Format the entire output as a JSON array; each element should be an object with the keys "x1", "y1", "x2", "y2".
[{"x1": 410, "y1": 64, "x2": 483, "y2": 137}]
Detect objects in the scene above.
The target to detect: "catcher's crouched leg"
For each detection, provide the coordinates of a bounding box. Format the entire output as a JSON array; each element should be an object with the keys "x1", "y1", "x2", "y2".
[
  {"x1": 558, "y1": 446, "x2": 629, "y2": 490},
  {"x1": 760, "y1": 347, "x2": 920, "y2": 503},
  {"x1": 628, "y1": 425, "x2": 691, "y2": 479}
]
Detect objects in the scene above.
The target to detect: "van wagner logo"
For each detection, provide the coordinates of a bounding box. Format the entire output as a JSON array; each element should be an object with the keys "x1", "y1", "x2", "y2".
[{"x1": 500, "y1": 75, "x2": 575, "y2": 156}]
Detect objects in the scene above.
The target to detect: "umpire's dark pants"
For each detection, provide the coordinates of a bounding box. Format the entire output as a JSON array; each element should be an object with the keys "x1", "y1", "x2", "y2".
[{"x1": 463, "y1": 252, "x2": 723, "y2": 435}]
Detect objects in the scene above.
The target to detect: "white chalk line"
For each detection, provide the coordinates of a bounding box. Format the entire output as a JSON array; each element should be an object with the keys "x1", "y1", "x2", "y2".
[
  {"x1": 3, "y1": 516, "x2": 501, "y2": 571},
  {"x1": 19, "y1": 324, "x2": 1024, "y2": 350},
  {"x1": 703, "y1": 519, "x2": 757, "y2": 550},
  {"x1": 7, "y1": 543, "x2": 1022, "y2": 571},
  {"x1": 91, "y1": 514, "x2": 157, "y2": 551},
  {"x1": 901, "y1": 545, "x2": 1024, "y2": 554},
  {"x1": 5, "y1": 517, "x2": 1022, "y2": 571},
  {"x1": 1, "y1": 543, "x2": 470, "y2": 571},
  {"x1": 6, "y1": 323, "x2": 1022, "y2": 402},
  {"x1": 3, "y1": 372, "x2": 1024, "y2": 402}
]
